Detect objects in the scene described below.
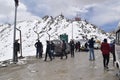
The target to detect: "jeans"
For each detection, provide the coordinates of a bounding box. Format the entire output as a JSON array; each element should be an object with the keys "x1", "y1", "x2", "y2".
[
  {"x1": 89, "y1": 48, "x2": 95, "y2": 60},
  {"x1": 51, "y1": 50, "x2": 55, "y2": 58}
]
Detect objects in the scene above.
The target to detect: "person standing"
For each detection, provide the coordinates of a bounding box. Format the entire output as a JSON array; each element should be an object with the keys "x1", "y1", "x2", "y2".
[
  {"x1": 100, "y1": 39, "x2": 111, "y2": 70},
  {"x1": 44, "y1": 41, "x2": 52, "y2": 61},
  {"x1": 70, "y1": 40, "x2": 75, "y2": 57},
  {"x1": 75, "y1": 42, "x2": 78, "y2": 52},
  {"x1": 77, "y1": 41, "x2": 81, "y2": 52},
  {"x1": 88, "y1": 38, "x2": 95, "y2": 61},
  {"x1": 35, "y1": 40, "x2": 43, "y2": 58},
  {"x1": 51, "y1": 41, "x2": 55, "y2": 59},
  {"x1": 60, "y1": 40, "x2": 67, "y2": 59},
  {"x1": 14, "y1": 39, "x2": 20, "y2": 63},
  {"x1": 85, "y1": 42, "x2": 88, "y2": 49}
]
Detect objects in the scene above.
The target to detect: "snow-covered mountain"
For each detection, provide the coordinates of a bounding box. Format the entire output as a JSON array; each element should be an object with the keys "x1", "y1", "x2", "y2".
[{"x1": 0, "y1": 14, "x2": 115, "y2": 61}]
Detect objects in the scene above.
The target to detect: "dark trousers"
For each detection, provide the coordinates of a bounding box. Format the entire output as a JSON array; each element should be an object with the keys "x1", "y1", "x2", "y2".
[
  {"x1": 111, "y1": 52, "x2": 116, "y2": 63},
  {"x1": 36, "y1": 49, "x2": 42, "y2": 58},
  {"x1": 51, "y1": 50, "x2": 55, "y2": 59},
  {"x1": 71, "y1": 49, "x2": 74, "y2": 57},
  {"x1": 61, "y1": 49, "x2": 67, "y2": 59},
  {"x1": 44, "y1": 52, "x2": 52, "y2": 61},
  {"x1": 102, "y1": 54, "x2": 109, "y2": 67},
  {"x1": 13, "y1": 51, "x2": 18, "y2": 62}
]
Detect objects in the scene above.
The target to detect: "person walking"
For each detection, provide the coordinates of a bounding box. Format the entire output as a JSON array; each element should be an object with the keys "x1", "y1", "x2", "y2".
[
  {"x1": 60, "y1": 40, "x2": 67, "y2": 59},
  {"x1": 100, "y1": 39, "x2": 111, "y2": 70},
  {"x1": 44, "y1": 41, "x2": 52, "y2": 61},
  {"x1": 35, "y1": 40, "x2": 43, "y2": 58},
  {"x1": 13, "y1": 39, "x2": 20, "y2": 63},
  {"x1": 70, "y1": 40, "x2": 75, "y2": 57},
  {"x1": 88, "y1": 38, "x2": 95, "y2": 61},
  {"x1": 110, "y1": 40, "x2": 116, "y2": 65}
]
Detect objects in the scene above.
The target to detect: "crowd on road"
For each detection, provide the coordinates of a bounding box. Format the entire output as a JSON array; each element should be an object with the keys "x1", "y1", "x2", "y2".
[{"x1": 14, "y1": 37, "x2": 115, "y2": 70}]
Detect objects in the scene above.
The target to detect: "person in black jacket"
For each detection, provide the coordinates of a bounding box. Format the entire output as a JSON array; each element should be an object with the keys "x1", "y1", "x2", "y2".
[
  {"x1": 60, "y1": 40, "x2": 67, "y2": 59},
  {"x1": 13, "y1": 39, "x2": 20, "y2": 63},
  {"x1": 51, "y1": 41, "x2": 55, "y2": 59},
  {"x1": 88, "y1": 38, "x2": 95, "y2": 61},
  {"x1": 35, "y1": 40, "x2": 43, "y2": 58},
  {"x1": 110, "y1": 41, "x2": 116, "y2": 65},
  {"x1": 44, "y1": 41, "x2": 52, "y2": 61},
  {"x1": 70, "y1": 40, "x2": 75, "y2": 57}
]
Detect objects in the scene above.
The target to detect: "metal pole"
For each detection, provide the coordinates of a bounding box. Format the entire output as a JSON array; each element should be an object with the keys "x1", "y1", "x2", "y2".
[{"x1": 13, "y1": 5, "x2": 18, "y2": 62}]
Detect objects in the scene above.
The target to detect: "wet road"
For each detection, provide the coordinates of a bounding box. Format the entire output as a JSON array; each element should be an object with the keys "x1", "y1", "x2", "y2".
[{"x1": 0, "y1": 50, "x2": 118, "y2": 80}]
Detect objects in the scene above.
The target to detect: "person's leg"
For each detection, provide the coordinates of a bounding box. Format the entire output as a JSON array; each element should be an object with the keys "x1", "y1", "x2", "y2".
[
  {"x1": 38, "y1": 51, "x2": 41, "y2": 58},
  {"x1": 48, "y1": 52, "x2": 52, "y2": 61},
  {"x1": 44, "y1": 53, "x2": 47, "y2": 61},
  {"x1": 72, "y1": 50, "x2": 74, "y2": 57},
  {"x1": 52, "y1": 51, "x2": 55, "y2": 59},
  {"x1": 102, "y1": 54, "x2": 106, "y2": 67},
  {"x1": 106, "y1": 54, "x2": 110, "y2": 68},
  {"x1": 112, "y1": 52, "x2": 116, "y2": 63},
  {"x1": 89, "y1": 48, "x2": 92, "y2": 60},
  {"x1": 36, "y1": 49, "x2": 39, "y2": 58},
  {"x1": 91, "y1": 48, "x2": 95, "y2": 60},
  {"x1": 14, "y1": 51, "x2": 18, "y2": 62},
  {"x1": 65, "y1": 50, "x2": 67, "y2": 59},
  {"x1": 39, "y1": 52, "x2": 42, "y2": 58},
  {"x1": 60, "y1": 50, "x2": 64, "y2": 59}
]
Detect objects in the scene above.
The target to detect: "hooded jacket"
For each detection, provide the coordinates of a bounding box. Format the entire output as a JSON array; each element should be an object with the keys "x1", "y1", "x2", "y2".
[{"x1": 100, "y1": 42, "x2": 110, "y2": 55}]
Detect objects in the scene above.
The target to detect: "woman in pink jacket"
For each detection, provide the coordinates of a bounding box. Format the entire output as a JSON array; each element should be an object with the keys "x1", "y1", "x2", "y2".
[{"x1": 100, "y1": 39, "x2": 111, "y2": 70}]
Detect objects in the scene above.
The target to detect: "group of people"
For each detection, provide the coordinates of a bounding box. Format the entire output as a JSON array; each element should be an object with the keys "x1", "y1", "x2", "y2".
[
  {"x1": 101, "y1": 38, "x2": 116, "y2": 70},
  {"x1": 87, "y1": 37, "x2": 116, "y2": 70},
  {"x1": 35, "y1": 40, "x2": 69, "y2": 61},
  {"x1": 14, "y1": 38, "x2": 116, "y2": 70},
  {"x1": 34, "y1": 40, "x2": 55, "y2": 61}
]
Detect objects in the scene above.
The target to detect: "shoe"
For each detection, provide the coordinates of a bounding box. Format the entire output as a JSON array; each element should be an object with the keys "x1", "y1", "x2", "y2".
[
  {"x1": 106, "y1": 66, "x2": 109, "y2": 69},
  {"x1": 104, "y1": 66, "x2": 109, "y2": 71},
  {"x1": 89, "y1": 59, "x2": 92, "y2": 61}
]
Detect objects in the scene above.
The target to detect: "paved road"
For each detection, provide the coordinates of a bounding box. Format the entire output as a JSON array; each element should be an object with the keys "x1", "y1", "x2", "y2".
[{"x1": 0, "y1": 50, "x2": 118, "y2": 80}]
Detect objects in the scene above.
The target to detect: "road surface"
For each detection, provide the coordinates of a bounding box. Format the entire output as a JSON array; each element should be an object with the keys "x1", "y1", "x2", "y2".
[{"x1": 0, "y1": 50, "x2": 118, "y2": 80}]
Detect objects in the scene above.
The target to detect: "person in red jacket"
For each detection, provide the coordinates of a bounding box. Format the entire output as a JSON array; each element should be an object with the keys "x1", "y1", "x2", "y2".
[{"x1": 100, "y1": 39, "x2": 111, "y2": 70}]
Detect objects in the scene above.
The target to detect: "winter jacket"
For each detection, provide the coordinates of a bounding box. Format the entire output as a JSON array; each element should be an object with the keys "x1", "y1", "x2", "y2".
[
  {"x1": 14, "y1": 42, "x2": 20, "y2": 52},
  {"x1": 35, "y1": 42, "x2": 43, "y2": 50},
  {"x1": 110, "y1": 43, "x2": 115, "y2": 53},
  {"x1": 51, "y1": 43, "x2": 55, "y2": 50},
  {"x1": 100, "y1": 42, "x2": 110, "y2": 55},
  {"x1": 88, "y1": 39, "x2": 95, "y2": 48},
  {"x1": 70, "y1": 41, "x2": 75, "y2": 50}
]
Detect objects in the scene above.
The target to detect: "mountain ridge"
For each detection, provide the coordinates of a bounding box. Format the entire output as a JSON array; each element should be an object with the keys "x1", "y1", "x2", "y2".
[{"x1": 0, "y1": 14, "x2": 115, "y2": 61}]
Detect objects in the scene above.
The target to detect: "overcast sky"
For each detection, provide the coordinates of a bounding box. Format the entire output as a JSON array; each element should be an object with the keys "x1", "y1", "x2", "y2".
[{"x1": 0, "y1": 0, "x2": 120, "y2": 32}]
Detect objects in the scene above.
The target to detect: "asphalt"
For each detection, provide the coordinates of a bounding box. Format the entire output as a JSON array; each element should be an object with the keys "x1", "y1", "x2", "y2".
[{"x1": 0, "y1": 50, "x2": 119, "y2": 80}]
